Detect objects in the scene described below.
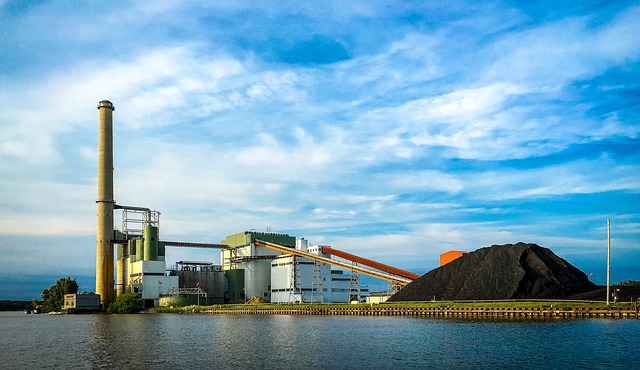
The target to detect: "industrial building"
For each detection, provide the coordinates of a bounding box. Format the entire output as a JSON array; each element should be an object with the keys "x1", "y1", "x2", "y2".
[
  {"x1": 440, "y1": 250, "x2": 469, "y2": 266},
  {"x1": 114, "y1": 210, "x2": 179, "y2": 307},
  {"x1": 115, "y1": 226, "x2": 377, "y2": 307},
  {"x1": 62, "y1": 293, "x2": 100, "y2": 313},
  {"x1": 269, "y1": 239, "x2": 333, "y2": 304},
  {"x1": 170, "y1": 261, "x2": 226, "y2": 304},
  {"x1": 222, "y1": 232, "x2": 370, "y2": 304},
  {"x1": 94, "y1": 100, "x2": 418, "y2": 309}
]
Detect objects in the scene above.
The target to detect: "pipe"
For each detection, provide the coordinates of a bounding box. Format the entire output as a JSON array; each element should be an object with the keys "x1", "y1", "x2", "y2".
[
  {"x1": 116, "y1": 245, "x2": 124, "y2": 297},
  {"x1": 114, "y1": 204, "x2": 152, "y2": 212}
]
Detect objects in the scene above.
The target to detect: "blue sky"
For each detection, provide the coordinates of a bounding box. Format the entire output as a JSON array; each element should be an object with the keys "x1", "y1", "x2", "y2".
[{"x1": 1, "y1": 1, "x2": 638, "y2": 299}]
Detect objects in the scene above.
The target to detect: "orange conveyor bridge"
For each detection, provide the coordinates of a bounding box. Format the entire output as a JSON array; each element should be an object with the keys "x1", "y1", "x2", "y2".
[{"x1": 254, "y1": 239, "x2": 419, "y2": 286}]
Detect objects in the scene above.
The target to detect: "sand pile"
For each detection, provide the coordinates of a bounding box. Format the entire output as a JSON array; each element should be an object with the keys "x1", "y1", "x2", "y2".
[
  {"x1": 246, "y1": 296, "x2": 270, "y2": 304},
  {"x1": 389, "y1": 242, "x2": 596, "y2": 302}
]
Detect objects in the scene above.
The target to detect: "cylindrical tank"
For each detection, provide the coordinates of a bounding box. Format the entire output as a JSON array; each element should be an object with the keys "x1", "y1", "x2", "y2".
[
  {"x1": 144, "y1": 226, "x2": 159, "y2": 261},
  {"x1": 136, "y1": 238, "x2": 144, "y2": 261},
  {"x1": 129, "y1": 239, "x2": 137, "y2": 261},
  {"x1": 116, "y1": 254, "x2": 124, "y2": 297},
  {"x1": 116, "y1": 243, "x2": 123, "y2": 260},
  {"x1": 122, "y1": 241, "x2": 129, "y2": 258},
  {"x1": 158, "y1": 241, "x2": 166, "y2": 261}
]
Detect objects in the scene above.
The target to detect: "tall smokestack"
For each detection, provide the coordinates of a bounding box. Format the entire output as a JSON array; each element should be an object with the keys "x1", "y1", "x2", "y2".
[{"x1": 96, "y1": 100, "x2": 115, "y2": 308}]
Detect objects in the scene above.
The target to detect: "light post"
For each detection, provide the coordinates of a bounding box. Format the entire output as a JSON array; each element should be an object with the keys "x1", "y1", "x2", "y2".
[{"x1": 606, "y1": 219, "x2": 611, "y2": 305}]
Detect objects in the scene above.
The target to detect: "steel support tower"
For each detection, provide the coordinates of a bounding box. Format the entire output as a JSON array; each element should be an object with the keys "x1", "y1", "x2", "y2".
[
  {"x1": 349, "y1": 262, "x2": 361, "y2": 303},
  {"x1": 311, "y1": 260, "x2": 324, "y2": 304},
  {"x1": 289, "y1": 256, "x2": 302, "y2": 303}
]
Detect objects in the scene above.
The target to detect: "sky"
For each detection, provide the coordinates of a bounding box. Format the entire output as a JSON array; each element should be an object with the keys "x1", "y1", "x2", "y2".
[{"x1": 0, "y1": 1, "x2": 638, "y2": 300}]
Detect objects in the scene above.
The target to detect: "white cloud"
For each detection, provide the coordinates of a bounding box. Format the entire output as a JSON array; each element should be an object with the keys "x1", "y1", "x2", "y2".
[
  {"x1": 404, "y1": 83, "x2": 527, "y2": 122},
  {"x1": 355, "y1": 83, "x2": 543, "y2": 160},
  {"x1": 464, "y1": 156, "x2": 640, "y2": 201},
  {"x1": 482, "y1": 6, "x2": 640, "y2": 86},
  {"x1": 389, "y1": 170, "x2": 464, "y2": 195}
]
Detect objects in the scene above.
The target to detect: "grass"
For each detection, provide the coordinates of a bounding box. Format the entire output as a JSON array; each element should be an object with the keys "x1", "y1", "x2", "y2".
[{"x1": 155, "y1": 300, "x2": 636, "y2": 314}]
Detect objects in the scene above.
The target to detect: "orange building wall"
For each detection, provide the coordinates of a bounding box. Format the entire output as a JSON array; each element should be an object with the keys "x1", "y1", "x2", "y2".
[{"x1": 440, "y1": 251, "x2": 469, "y2": 266}]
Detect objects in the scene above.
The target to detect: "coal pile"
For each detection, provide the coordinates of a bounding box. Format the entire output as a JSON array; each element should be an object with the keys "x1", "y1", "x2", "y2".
[{"x1": 389, "y1": 242, "x2": 596, "y2": 302}]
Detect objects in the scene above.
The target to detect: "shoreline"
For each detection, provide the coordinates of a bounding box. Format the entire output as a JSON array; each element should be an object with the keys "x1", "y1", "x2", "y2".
[{"x1": 157, "y1": 301, "x2": 640, "y2": 319}]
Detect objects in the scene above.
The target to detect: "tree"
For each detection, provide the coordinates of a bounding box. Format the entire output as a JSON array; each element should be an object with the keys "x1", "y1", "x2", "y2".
[
  {"x1": 41, "y1": 277, "x2": 78, "y2": 312},
  {"x1": 614, "y1": 280, "x2": 640, "y2": 287},
  {"x1": 108, "y1": 293, "x2": 144, "y2": 314}
]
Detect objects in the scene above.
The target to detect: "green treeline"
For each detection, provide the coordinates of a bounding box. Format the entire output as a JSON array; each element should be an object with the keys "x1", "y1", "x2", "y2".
[
  {"x1": 613, "y1": 280, "x2": 640, "y2": 287},
  {"x1": 108, "y1": 293, "x2": 144, "y2": 314},
  {"x1": 0, "y1": 300, "x2": 33, "y2": 311}
]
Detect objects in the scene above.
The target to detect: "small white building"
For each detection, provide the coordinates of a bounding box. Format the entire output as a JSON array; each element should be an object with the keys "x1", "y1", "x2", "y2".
[
  {"x1": 129, "y1": 260, "x2": 178, "y2": 307},
  {"x1": 366, "y1": 292, "x2": 392, "y2": 304},
  {"x1": 63, "y1": 293, "x2": 100, "y2": 313}
]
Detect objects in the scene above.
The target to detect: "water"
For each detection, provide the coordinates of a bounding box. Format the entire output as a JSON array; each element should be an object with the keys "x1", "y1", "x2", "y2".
[{"x1": 1, "y1": 312, "x2": 639, "y2": 369}]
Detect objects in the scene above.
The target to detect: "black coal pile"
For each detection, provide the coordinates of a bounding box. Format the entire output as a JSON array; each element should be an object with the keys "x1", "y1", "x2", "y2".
[{"x1": 389, "y1": 242, "x2": 596, "y2": 302}]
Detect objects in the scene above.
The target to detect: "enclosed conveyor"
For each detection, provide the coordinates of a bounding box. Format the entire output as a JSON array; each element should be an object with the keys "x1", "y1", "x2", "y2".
[
  {"x1": 254, "y1": 239, "x2": 415, "y2": 286},
  {"x1": 320, "y1": 247, "x2": 420, "y2": 280}
]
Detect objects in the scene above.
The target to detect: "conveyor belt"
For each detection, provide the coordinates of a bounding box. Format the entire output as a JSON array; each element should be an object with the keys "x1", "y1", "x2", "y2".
[
  {"x1": 162, "y1": 241, "x2": 231, "y2": 249},
  {"x1": 254, "y1": 239, "x2": 414, "y2": 286},
  {"x1": 320, "y1": 247, "x2": 420, "y2": 280}
]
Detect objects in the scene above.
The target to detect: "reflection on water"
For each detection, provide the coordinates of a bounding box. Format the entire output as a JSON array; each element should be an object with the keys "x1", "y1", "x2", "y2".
[{"x1": 1, "y1": 312, "x2": 639, "y2": 369}]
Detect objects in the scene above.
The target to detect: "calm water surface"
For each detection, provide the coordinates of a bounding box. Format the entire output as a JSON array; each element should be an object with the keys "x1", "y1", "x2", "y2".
[{"x1": 1, "y1": 311, "x2": 639, "y2": 369}]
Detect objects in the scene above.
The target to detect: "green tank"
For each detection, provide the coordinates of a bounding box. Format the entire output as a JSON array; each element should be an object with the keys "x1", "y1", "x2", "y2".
[
  {"x1": 129, "y1": 239, "x2": 136, "y2": 260},
  {"x1": 158, "y1": 241, "x2": 166, "y2": 258},
  {"x1": 225, "y1": 269, "x2": 245, "y2": 304},
  {"x1": 144, "y1": 226, "x2": 159, "y2": 261},
  {"x1": 136, "y1": 238, "x2": 144, "y2": 261}
]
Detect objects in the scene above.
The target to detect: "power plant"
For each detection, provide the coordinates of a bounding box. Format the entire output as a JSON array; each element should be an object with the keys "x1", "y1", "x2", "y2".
[{"x1": 95, "y1": 100, "x2": 419, "y2": 309}]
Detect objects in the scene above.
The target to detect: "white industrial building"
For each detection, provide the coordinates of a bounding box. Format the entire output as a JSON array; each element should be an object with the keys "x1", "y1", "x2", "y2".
[
  {"x1": 128, "y1": 259, "x2": 178, "y2": 307},
  {"x1": 221, "y1": 232, "x2": 369, "y2": 304},
  {"x1": 270, "y1": 240, "x2": 331, "y2": 303},
  {"x1": 270, "y1": 240, "x2": 369, "y2": 303}
]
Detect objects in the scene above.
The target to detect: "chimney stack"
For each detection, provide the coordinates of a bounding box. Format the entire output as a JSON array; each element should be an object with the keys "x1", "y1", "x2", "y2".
[{"x1": 96, "y1": 100, "x2": 115, "y2": 308}]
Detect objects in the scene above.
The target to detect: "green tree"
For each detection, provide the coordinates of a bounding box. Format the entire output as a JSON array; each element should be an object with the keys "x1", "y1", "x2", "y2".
[
  {"x1": 41, "y1": 277, "x2": 78, "y2": 312},
  {"x1": 108, "y1": 293, "x2": 144, "y2": 314},
  {"x1": 614, "y1": 280, "x2": 640, "y2": 287}
]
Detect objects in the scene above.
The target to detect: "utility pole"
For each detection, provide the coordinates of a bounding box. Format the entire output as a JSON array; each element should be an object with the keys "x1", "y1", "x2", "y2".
[{"x1": 606, "y1": 218, "x2": 611, "y2": 305}]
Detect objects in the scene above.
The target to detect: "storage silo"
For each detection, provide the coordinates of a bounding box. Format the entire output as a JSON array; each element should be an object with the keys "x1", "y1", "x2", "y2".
[{"x1": 143, "y1": 226, "x2": 159, "y2": 261}]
